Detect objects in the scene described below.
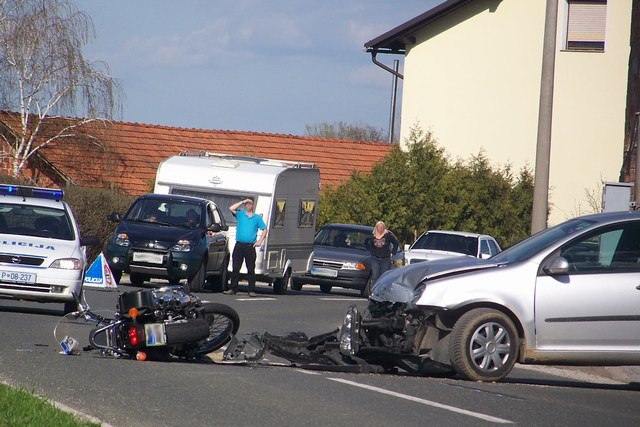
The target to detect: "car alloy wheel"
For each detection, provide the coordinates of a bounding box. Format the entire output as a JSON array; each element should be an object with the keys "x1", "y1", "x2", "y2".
[
  {"x1": 449, "y1": 308, "x2": 518, "y2": 382},
  {"x1": 469, "y1": 322, "x2": 511, "y2": 371}
]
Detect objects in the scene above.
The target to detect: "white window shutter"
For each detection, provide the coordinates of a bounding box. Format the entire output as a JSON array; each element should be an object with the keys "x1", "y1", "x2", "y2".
[{"x1": 567, "y1": 1, "x2": 607, "y2": 43}]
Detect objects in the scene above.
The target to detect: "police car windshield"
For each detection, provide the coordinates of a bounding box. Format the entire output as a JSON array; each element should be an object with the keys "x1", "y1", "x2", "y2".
[
  {"x1": 0, "y1": 203, "x2": 74, "y2": 240},
  {"x1": 124, "y1": 199, "x2": 204, "y2": 228}
]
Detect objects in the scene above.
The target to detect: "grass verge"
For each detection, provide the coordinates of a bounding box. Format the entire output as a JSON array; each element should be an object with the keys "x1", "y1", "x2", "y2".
[{"x1": 0, "y1": 383, "x2": 100, "y2": 426}]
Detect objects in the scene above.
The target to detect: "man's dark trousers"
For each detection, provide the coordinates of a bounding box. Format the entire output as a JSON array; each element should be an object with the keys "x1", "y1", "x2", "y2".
[{"x1": 230, "y1": 242, "x2": 257, "y2": 292}]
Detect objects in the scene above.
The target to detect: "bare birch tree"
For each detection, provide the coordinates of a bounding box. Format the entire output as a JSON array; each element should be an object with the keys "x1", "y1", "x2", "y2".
[{"x1": 0, "y1": 0, "x2": 122, "y2": 177}]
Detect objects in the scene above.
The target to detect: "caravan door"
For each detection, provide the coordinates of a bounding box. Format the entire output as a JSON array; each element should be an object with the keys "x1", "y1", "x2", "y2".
[{"x1": 205, "y1": 204, "x2": 227, "y2": 271}]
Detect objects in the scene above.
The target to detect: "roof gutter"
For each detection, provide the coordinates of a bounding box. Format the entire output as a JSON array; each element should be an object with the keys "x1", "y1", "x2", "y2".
[{"x1": 369, "y1": 49, "x2": 404, "y2": 80}]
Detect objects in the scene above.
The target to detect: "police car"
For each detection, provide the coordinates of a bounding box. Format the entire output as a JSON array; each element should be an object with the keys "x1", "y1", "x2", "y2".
[{"x1": 0, "y1": 185, "x2": 99, "y2": 313}]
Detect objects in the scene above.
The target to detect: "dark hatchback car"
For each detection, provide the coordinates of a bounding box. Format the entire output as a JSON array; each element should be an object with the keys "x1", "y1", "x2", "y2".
[
  {"x1": 106, "y1": 194, "x2": 229, "y2": 292},
  {"x1": 291, "y1": 224, "x2": 402, "y2": 297}
]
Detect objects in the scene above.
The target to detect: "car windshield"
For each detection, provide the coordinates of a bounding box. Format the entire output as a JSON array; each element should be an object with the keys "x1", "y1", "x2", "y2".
[
  {"x1": 314, "y1": 227, "x2": 372, "y2": 252},
  {"x1": 411, "y1": 232, "x2": 478, "y2": 256},
  {"x1": 124, "y1": 198, "x2": 204, "y2": 228},
  {"x1": 0, "y1": 203, "x2": 74, "y2": 240},
  {"x1": 491, "y1": 218, "x2": 597, "y2": 264}
]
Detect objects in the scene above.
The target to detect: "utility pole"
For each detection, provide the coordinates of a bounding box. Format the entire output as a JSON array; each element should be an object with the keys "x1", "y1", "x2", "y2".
[
  {"x1": 531, "y1": 0, "x2": 560, "y2": 234},
  {"x1": 389, "y1": 59, "x2": 400, "y2": 143},
  {"x1": 635, "y1": 113, "x2": 640, "y2": 203}
]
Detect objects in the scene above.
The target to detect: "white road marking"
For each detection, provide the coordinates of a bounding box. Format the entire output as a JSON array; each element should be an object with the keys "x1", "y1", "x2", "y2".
[
  {"x1": 319, "y1": 298, "x2": 365, "y2": 301},
  {"x1": 327, "y1": 378, "x2": 513, "y2": 424},
  {"x1": 235, "y1": 297, "x2": 276, "y2": 301},
  {"x1": 295, "y1": 369, "x2": 321, "y2": 375}
]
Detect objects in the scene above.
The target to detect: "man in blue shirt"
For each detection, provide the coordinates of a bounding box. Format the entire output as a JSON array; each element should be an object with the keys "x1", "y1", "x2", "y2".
[{"x1": 224, "y1": 198, "x2": 267, "y2": 297}]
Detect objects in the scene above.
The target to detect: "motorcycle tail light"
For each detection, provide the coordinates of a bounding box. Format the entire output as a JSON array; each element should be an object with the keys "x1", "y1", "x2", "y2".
[{"x1": 129, "y1": 326, "x2": 139, "y2": 346}]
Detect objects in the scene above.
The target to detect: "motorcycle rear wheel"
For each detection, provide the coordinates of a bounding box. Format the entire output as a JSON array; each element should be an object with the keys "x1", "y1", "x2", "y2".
[{"x1": 197, "y1": 303, "x2": 240, "y2": 355}]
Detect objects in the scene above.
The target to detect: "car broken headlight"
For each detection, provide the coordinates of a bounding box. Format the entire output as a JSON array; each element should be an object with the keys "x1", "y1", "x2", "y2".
[
  {"x1": 339, "y1": 305, "x2": 361, "y2": 356},
  {"x1": 410, "y1": 283, "x2": 427, "y2": 305}
]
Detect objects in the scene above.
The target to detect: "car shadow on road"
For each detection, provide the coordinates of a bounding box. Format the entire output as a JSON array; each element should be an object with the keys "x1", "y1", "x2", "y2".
[
  {"x1": 217, "y1": 286, "x2": 365, "y2": 299},
  {"x1": 502, "y1": 376, "x2": 640, "y2": 392},
  {"x1": 0, "y1": 303, "x2": 64, "y2": 317}
]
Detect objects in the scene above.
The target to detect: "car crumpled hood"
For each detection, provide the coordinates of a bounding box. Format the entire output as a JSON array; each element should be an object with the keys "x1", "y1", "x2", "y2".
[
  {"x1": 117, "y1": 221, "x2": 201, "y2": 244},
  {"x1": 370, "y1": 256, "x2": 497, "y2": 304}
]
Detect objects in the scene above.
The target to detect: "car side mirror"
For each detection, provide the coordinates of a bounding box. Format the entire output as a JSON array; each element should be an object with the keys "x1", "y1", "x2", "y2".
[
  {"x1": 543, "y1": 256, "x2": 569, "y2": 276},
  {"x1": 80, "y1": 235, "x2": 100, "y2": 247},
  {"x1": 108, "y1": 212, "x2": 121, "y2": 222},
  {"x1": 404, "y1": 244, "x2": 411, "y2": 252},
  {"x1": 480, "y1": 253, "x2": 491, "y2": 260},
  {"x1": 208, "y1": 223, "x2": 222, "y2": 233}
]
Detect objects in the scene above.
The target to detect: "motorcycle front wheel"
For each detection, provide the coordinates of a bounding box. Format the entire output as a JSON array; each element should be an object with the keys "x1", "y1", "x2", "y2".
[{"x1": 197, "y1": 303, "x2": 240, "y2": 355}]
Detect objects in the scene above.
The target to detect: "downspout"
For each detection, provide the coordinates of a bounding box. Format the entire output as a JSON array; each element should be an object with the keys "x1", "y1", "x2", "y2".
[{"x1": 370, "y1": 50, "x2": 404, "y2": 80}]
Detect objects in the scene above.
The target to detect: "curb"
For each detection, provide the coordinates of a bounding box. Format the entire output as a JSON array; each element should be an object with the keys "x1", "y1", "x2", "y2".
[
  {"x1": 0, "y1": 378, "x2": 115, "y2": 427},
  {"x1": 516, "y1": 364, "x2": 640, "y2": 385}
]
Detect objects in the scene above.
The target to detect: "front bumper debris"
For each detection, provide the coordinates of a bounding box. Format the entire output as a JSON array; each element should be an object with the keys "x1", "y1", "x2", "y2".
[{"x1": 218, "y1": 300, "x2": 453, "y2": 375}]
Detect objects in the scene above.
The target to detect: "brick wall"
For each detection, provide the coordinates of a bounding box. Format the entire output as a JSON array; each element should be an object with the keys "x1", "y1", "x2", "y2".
[{"x1": 0, "y1": 149, "x2": 65, "y2": 188}]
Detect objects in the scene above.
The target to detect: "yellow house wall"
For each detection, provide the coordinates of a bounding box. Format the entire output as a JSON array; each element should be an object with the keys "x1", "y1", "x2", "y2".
[
  {"x1": 550, "y1": 0, "x2": 632, "y2": 219},
  {"x1": 399, "y1": 0, "x2": 631, "y2": 224}
]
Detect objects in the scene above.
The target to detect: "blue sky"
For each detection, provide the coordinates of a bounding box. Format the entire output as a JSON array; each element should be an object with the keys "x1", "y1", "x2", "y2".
[{"x1": 82, "y1": 0, "x2": 440, "y2": 135}]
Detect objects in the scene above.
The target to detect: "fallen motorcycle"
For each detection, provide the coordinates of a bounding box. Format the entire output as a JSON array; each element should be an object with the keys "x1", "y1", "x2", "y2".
[{"x1": 55, "y1": 285, "x2": 239, "y2": 361}]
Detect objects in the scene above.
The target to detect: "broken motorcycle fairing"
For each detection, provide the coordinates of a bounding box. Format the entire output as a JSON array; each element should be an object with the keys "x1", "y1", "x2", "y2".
[{"x1": 223, "y1": 257, "x2": 496, "y2": 374}]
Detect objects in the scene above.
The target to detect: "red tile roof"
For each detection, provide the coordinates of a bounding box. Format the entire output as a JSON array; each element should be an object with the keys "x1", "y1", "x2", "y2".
[{"x1": 1, "y1": 113, "x2": 392, "y2": 195}]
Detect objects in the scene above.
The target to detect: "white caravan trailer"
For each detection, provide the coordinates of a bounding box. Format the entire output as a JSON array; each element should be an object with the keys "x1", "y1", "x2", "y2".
[{"x1": 154, "y1": 152, "x2": 320, "y2": 294}]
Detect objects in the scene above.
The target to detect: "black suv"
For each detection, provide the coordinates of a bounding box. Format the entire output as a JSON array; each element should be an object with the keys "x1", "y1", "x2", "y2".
[{"x1": 106, "y1": 194, "x2": 229, "y2": 292}]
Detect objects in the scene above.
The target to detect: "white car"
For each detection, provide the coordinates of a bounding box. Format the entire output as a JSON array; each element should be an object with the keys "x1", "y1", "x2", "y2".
[
  {"x1": 0, "y1": 185, "x2": 98, "y2": 313},
  {"x1": 404, "y1": 230, "x2": 501, "y2": 265}
]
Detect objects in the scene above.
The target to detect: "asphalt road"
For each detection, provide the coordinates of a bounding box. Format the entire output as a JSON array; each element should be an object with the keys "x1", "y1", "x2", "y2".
[{"x1": 1, "y1": 280, "x2": 639, "y2": 426}]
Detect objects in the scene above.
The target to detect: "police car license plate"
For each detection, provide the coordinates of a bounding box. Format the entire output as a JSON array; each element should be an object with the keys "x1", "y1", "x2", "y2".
[
  {"x1": 144, "y1": 323, "x2": 167, "y2": 347},
  {"x1": 311, "y1": 267, "x2": 338, "y2": 277},
  {"x1": 133, "y1": 252, "x2": 163, "y2": 264},
  {"x1": 0, "y1": 270, "x2": 36, "y2": 284}
]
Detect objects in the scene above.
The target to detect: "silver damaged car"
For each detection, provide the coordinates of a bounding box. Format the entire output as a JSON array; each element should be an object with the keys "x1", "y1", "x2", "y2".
[{"x1": 338, "y1": 211, "x2": 640, "y2": 381}]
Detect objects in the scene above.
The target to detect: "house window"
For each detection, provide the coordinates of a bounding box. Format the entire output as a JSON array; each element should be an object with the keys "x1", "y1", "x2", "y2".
[
  {"x1": 273, "y1": 199, "x2": 286, "y2": 228},
  {"x1": 298, "y1": 199, "x2": 316, "y2": 228},
  {"x1": 566, "y1": 1, "x2": 607, "y2": 51}
]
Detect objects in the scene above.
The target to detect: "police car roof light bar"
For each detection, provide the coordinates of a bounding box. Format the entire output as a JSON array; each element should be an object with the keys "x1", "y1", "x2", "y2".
[{"x1": 0, "y1": 184, "x2": 64, "y2": 201}]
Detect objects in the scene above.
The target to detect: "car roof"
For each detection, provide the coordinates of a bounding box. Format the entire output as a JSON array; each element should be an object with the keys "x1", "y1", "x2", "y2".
[
  {"x1": 425, "y1": 230, "x2": 483, "y2": 238},
  {"x1": 0, "y1": 195, "x2": 67, "y2": 210},
  {"x1": 322, "y1": 223, "x2": 374, "y2": 232},
  {"x1": 139, "y1": 193, "x2": 208, "y2": 204},
  {"x1": 573, "y1": 210, "x2": 640, "y2": 223}
]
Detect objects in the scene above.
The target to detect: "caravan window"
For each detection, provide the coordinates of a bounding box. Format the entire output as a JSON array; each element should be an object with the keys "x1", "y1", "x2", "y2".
[
  {"x1": 299, "y1": 199, "x2": 316, "y2": 228},
  {"x1": 170, "y1": 188, "x2": 251, "y2": 225},
  {"x1": 273, "y1": 199, "x2": 286, "y2": 228}
]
